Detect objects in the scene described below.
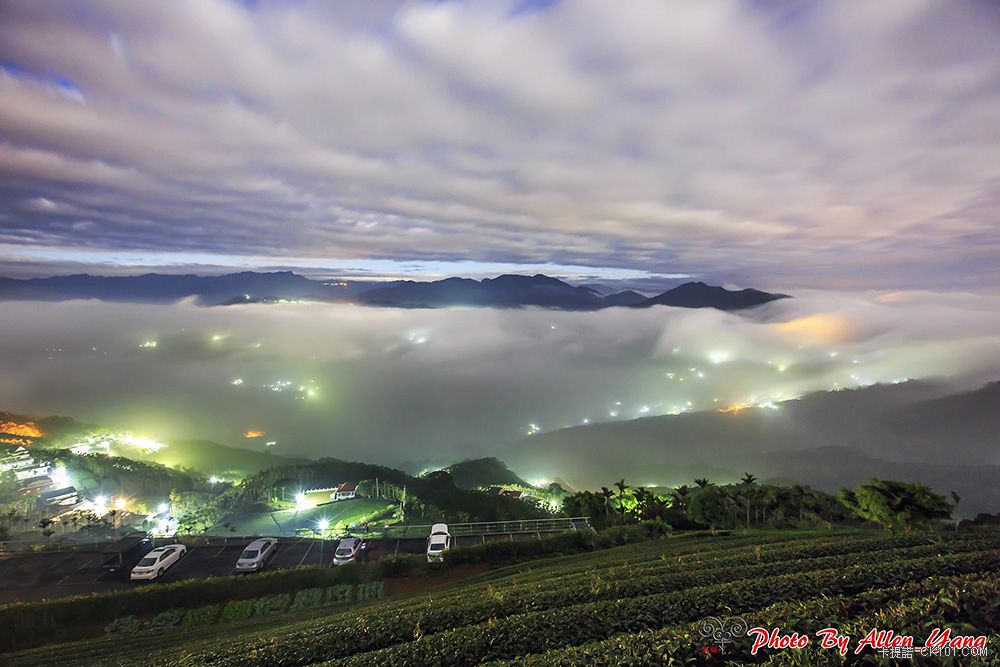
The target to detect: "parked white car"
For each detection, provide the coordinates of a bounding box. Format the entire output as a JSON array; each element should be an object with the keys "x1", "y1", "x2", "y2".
[
  {"x1": 333, "y1": 537, "x2": 366, "y2": 566},
  {"x1": 130, "y1": 544, "x2": 186, "y2": 581},
  {"x1": 235, "y1": 538, "x2": 278, "y2": 573},
  {"x1": 426, "y1": 523, "x2": 451, "y2": 562}
]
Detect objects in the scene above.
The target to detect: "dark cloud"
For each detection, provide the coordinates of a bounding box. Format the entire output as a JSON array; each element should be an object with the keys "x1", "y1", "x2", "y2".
[{"x1": 0, "y1": 0, "x2": 998, "y2": 288}]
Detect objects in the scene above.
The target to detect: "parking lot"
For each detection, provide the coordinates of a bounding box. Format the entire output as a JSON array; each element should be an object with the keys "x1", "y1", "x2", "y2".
[{"x1": 0, "y1": 531, "x2": 550, "y2": 603}]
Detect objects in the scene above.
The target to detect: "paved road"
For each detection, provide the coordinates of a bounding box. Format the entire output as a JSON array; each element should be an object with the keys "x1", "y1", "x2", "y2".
[{"x1": 0, "y1": 531, "x2": 551, "y2": 603}]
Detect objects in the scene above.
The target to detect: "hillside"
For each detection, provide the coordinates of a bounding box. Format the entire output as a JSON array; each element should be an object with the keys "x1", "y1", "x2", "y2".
[
  {"x1": 357, "y1": 274, "x2": 605, "y2": 309},
  {"x1": 237, "y1": 458, "x2": 546, "y2": 523},
  {"x1": 444, "y1": 457, "x2": 530, "y2": 490},
  {"x1": 9, "y1": 531, "x2": 999, "y2": 665},
  {"x1": 636, "y1": 281, "x2": 788, "y2": 310},
  {"x1": 142, "y1": 439, "x2": 310, "y2": 477},
  {"x1": 2, "y1": 410, "x2": 308, "y2": 478},
  {"x1": 506, "y1": 380, "x2": 1000, "y2": 514}
]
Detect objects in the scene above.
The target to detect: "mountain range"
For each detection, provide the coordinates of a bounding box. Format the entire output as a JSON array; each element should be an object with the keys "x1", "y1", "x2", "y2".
[
  {"x1": 506, "y1": 380, "x2": 1000, "y2": 514},
  {"x1": 0, "y1": 271, "x2": 788, "y2": 311}
]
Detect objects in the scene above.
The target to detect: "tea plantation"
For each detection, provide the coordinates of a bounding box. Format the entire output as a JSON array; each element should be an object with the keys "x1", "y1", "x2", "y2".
[{"x1": 7, "y1": 530, "x2": 999, "y2": 666}]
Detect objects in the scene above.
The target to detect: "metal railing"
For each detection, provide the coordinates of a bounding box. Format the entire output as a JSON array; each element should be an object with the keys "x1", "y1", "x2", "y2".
[{"x1": 366, "y1": 516, "x2": 592, "y2": 539}]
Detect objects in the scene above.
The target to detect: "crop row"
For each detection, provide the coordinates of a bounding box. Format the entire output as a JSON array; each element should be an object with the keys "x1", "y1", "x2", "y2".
[
  {"x1": 388, "y1": 532, "x2": 957, "y2": 619},
  {"x1": 325, "y1": 550, "x2": 1000, "y2": 667},
  {"x1": 407, "y1": 532, "x2": 1000, "y2": 625},
  {"x1": 377, "y1": 536, "x2": 995, "y2": 635},
  {"x1": 164, "y1": 539, "x2": 950, "y2": 666},
  {"x1": 479, "y1": 533, "x2": 994, "y2": 599},
  {"x1": 164, "y1": 535, "x2": 1000, "y2": 667},
  {"x1": 477, "y1": 531, "x2": 823, "y2": 588},
  {"x1": 488, "y1": 531, "x2": 849, "y2": 587},
  {"x1": 490, "y1": 571, "x2": 1000, "y2": 666}
]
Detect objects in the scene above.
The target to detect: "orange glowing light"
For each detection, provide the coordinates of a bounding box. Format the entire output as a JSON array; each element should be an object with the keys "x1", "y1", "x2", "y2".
[
  {"x1": 244, "y1": 430, "x2": 264, "y2": 438},
  {"x1": 719, "y1": 403, "x2": 752, "y2": 414},
  {"x1": 875, "y1": 292, "x2": 906, "y2": 303},
  {"x1": 774, "y1": 314, "x2": 850, "y2": 344},
  {"x1": 0, "y1": 421, "x2": 43, "y2": 438}
]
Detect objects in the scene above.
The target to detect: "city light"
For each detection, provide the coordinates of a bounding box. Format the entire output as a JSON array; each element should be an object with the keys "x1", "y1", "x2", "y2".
[
  {"x1": 114, "y1": 497, "x2": 127, "y2": 510},
  {"x1": 50, "y1": 465, "x2": 70, "y2": 487},
  {"x1": 157, "y1": 503, "x2": 169, "y2": 514},
  {"x1": 318, "y1": 519, "x2": 329, "y2": 531},
  {"x1": 295, "y1": 492, "x2": 314, "y2": 510},
  {"x1": 244, "y1": 430, "x2": 264, "y2": 438},
  {"x1": 0, "y1": 421, "x2": 43, "y2": 438},
  {"x1": 120, "y1": 433, "x2": 167, "y2": 453},
  {"x1": 139, "y1": 340, "x2": 158, "y2": 348},
  {"x1": 709, "y1": 351, "x2": 730, "y2": 364}
]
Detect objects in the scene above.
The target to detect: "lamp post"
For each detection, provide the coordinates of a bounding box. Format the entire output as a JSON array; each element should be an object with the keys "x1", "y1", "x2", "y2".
[{"x1": 317, "y1": 519, "x2": 329, "y2": 567}]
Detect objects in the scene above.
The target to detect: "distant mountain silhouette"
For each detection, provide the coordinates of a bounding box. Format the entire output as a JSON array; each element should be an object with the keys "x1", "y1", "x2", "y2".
[
  {"x1": 0, "y1": 271, "x2": 378, "y2": 305},
  {"x1": 357, "y1": 273, "x2": 607, "y2": 309},
  {"x1": 0, "y1": 271, "x2": 788, "y2": 311},
  {"x1": 636, "y1": 281, "x2": 788, "y2": 310},
  {"x1": 601, "y1": 290, "x2": 648, "y2": 307}
]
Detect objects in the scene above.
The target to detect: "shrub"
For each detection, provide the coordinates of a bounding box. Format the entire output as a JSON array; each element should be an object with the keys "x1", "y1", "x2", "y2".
[
  {"x1": 181, "y1": 604, "x2": 220, "y2": 628},
  {"x1": 289, "y1": 587, "x2": 324, "y2": 611},
  {"x1": 147, "y1": 608, "x2": 184, "y2": 632},
  {"x1": 0, "y1": 564, "x2": 373, "y2": 652},
  {"x1": 104, "y1": 615, "x2": 141, "y2": 636},
  {"x1": 253, "y1": 593, "x2": 291, "y2": 617},
  {"x1": 598, "y1": 520, "x2": 671, "y2": 545},
  {"x1": 375, "y1": 554, "x2": 426, "y2": 578},
  {"x1": 357, "y1": 582, "x2": 384, "y2": 601},
  {"x1": 219, "y1": 599, "x2": 254, "y2": 623},
  {"x1": 324, "y1": 584, "x2": 353, "y2": 605}
]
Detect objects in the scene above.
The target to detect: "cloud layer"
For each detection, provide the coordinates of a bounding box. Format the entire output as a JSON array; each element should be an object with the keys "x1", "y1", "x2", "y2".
[
  {"x1": 0, "y1": 293, "x2": 997, "y2": 470},
  {"x1": 1, "y1": 0, "x2": 999, "y2": 288}
]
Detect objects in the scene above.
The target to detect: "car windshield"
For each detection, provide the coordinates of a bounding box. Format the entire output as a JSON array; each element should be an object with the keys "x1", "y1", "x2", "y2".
[
  {"x1": 428, "y1": 543, "x2": 443, "y2": 552},
  {"x1": 336, "y1": 548, "x2": 352, "y2": 556},
  {"x1": 241, "y1": 549, "x2": 259, "y2": 559},
  {"x1": 137, "y1": 557, "x2": 156, "y2": 566}
]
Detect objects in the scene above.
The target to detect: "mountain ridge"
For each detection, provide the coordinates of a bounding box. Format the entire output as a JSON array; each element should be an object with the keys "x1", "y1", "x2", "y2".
[{"x1": 0, "y1": 271, "x2": 788, "y2": 311}]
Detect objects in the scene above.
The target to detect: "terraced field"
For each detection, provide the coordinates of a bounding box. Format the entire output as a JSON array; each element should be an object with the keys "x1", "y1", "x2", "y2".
[{"x1": 8, "y1": 530, "x2": 1000, "y2": 666}]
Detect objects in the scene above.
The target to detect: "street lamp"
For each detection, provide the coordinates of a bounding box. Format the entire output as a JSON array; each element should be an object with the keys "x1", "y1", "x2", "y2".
[{"x1": 317, "y1": 519, "x2": 330, "y2": 567}]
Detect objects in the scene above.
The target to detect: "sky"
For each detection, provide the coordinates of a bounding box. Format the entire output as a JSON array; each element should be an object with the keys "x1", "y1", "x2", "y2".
[{"x1": 1, "y1": 0, "x2": 999, "y2": 289}]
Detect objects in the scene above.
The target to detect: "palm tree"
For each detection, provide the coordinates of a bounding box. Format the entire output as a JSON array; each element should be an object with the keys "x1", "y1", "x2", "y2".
[
  {"x1": 614, "y1": 479, "x2": 629, "y2": 522},
  {"x1": 694, "y1": 478, "x2": 711, "y2": 489},
  {"x1": 792, "y1": 484, "x2": 808, "y2": 523},
  {"x1": 950, "y1": 491, "x2": 961, "y2": 531},
  {"x1": 600, "y1": 487, "x2": 614, "y2": 526},
  {"x1": 672, "y1": 485, "x2": 691, "y2": 512},
  {"x1": 740, "y1": 472, "x2": 757, "y2": 529}
]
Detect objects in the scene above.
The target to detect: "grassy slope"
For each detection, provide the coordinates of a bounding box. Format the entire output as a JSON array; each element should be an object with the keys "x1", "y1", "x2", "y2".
[
  {"x1": 7, "y1": 529, "x2": 1000, "y2": 666},
  {"x1": 205, "y1": 498, "x2": 393, "y2": 535}
]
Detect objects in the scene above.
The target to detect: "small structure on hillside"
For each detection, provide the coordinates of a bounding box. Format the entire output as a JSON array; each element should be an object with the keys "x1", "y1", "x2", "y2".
[
  {"x1": 39, "y1": 485, "x2": 80, "y2": 507},
  {"x1": 334, "y1": 482, "x2": 357, "y2": 501}
]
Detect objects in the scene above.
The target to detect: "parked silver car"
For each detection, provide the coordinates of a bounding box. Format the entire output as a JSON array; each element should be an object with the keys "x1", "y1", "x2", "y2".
[{"x1": 235, "y1": 538, "x2": 278, "y2": 572}]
